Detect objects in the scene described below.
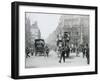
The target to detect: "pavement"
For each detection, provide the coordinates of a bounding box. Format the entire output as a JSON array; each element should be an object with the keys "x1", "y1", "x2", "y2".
[{"x1": 25, "y1": 50, "x2": 88, "y2": 68}]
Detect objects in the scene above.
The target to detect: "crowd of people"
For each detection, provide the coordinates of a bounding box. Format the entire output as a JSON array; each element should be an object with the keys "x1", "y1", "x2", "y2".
[
  {"x1": 56, "y1": 32, "x2": 89, "y2": 64},
  {"x1": 25, "y1": 32, "x2": 90, "y2": 65}
]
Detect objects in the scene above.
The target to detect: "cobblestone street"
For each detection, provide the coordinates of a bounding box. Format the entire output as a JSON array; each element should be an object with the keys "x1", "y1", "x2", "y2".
[{"x1": 25, "y1": 50, "x2": 88, "y2": 68}]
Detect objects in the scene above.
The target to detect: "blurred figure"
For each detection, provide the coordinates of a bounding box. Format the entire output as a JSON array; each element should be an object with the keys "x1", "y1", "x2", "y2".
[
  {"x1": 26, "y1": 47, "x2": 30, "y2": 58},
  {"x1": 85, "y1": 44, "x2": 89, "y2": 64},
  {"x1": 45, "y1": 45, "x2": 49, "y2": 57},
  {"x1": 59, "y1": 45, "x2": 66, "y2": 63},
  {"x1": 65, "y1": 45, "x2": 70, "y2": 58},
  {"x1": 82, "y1": 45, "x2": 87, "y2": 58},
  {"x1": 70, "y1": 44, "x2": 73, "y2": 53},
  {"x1": 82, "y1": 44, "x2": 89, "y2": 64},
  {"x1": 76, "y1": 46, "x2": 79, "y2": 57}
]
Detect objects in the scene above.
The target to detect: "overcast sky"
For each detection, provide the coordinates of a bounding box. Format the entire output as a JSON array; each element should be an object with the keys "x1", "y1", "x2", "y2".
[{"x1": 26, "y1": 13, "x2": 61, "y2": 39}]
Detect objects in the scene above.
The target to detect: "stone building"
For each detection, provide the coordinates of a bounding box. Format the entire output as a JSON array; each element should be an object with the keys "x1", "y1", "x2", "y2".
[
  {"x1": 45, "y1": 15, "x2": 89, "y2": 50},
  {"x1": 25, "y1": 17, "x2": 41, "y2": 48},
  {"x1": 56, "y1": 15, "x2": 89, "y2": 47},
  {"x1": 30, "y1": 21, "x2": 41, "y2": 43}
]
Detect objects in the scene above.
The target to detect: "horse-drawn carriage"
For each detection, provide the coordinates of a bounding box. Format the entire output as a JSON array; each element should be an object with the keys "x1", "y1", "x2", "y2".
[
  {"x1": 26, "y1": 39, "x2": 49, "y2": 57},
  {"x1": 56, "y1": 32, "x2": 70, "y2": 57},
  {"x1": 34, "y1": 39, "x2": 45, "y2": 56}
]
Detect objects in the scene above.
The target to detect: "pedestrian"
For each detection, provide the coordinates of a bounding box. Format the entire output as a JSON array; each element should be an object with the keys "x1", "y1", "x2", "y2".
[
  {"x1": 82, "y1": 45, "x2": 86, "y2": 58},
  {"x1": 64, "y1": 45, "x2": 70, "y2": 58},
  {"x1": 45, "y1": 45, "x2": 49, "y2": 57},
  {"x1": 85, "y1": 44, "x2": 89, "y2": 64},
  {"x1": 26, "y1": 47, "x2": 30, "y2": 58},
  {"x1": 76, "y1": 46, "x2": 79, "y2": 57},
  {"x1": 59, "y1": 45, "x2": 66, "y2": 63}
]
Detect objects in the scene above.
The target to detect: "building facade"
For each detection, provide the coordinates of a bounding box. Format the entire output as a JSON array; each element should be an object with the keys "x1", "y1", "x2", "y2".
[{"x1": 25, "y1": 17, "x2": 41, "y2": 48}]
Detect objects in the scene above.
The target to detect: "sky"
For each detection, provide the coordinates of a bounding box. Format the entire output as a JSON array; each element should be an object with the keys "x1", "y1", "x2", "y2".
[{"x1": 26, "y1": 12, "x2": 61, "y2": 39}]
